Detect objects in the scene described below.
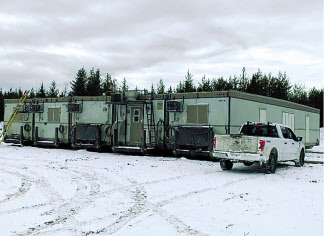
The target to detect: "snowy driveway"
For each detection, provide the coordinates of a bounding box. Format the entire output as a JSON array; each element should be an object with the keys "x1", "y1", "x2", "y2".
[{"x1": 0, "y1": 144, "x2": 323, "y2": 236}]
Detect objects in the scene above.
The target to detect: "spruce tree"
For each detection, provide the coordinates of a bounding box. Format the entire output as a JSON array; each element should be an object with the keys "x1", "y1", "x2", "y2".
[
  {"x1": 59, "y1": 85, "x2": 68, "y2": 97},
  {"x1": 150, "y1": 83, "x2": 155, "y2": 94},
  {"x1": 197, "y1": 75, "x2": 212, "y2": 92},
  {"x1": 156, "y1": 79, "x2": 165, "y2": 94},
  {"x1": 48, "y1": 80, "x2": 59, "y2": 98},
  {"x1": 29, "y1": 88, "x2": 35, "y2": 98},
  {"x1": 87, "y1": 68, "x2": 102, "y2": 96},
  {"x1": 184, "y1": 70, "x2": 196, "y2": 92},
  {"x1": 102, "y1": 73, "x2": 117, "y2": 95},
  {"x1": 176, "y1": 81, "x2": 185, "y2": 93},
  {"x1": 70, "y1": 67, "x2": 87, "y2": 96},
  {"x1": 120, "y1": 78, "x2": 129, "y2": 93},
  {"x1": 36, "y1": 82, "x2": 46, "y2": 98}
]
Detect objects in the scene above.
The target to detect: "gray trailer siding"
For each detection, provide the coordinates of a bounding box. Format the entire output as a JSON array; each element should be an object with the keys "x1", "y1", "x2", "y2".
[{"x1": 230, "y1": 97, "x2": 320, "y2": 146}]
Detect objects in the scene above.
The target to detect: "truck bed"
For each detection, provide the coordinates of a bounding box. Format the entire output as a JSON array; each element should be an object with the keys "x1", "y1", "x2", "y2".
[{"x1": 214, "y1": 134, "x2": 259, "y2": 153}]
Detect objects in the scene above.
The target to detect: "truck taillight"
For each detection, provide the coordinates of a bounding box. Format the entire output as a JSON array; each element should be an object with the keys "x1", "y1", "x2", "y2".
[
  {"x1": 213, "y1": 137, "x2": 216, "y2": 148},
  {"x1": 259, "y1": 140, "x2": 265, "y2": 151}
]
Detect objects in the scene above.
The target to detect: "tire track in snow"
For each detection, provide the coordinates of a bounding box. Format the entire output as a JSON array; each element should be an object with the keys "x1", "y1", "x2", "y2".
[
  {"x1": 0, "y1": 169, "x2": 32, "y2": 205},
  {"x1": 156, "y1": 175, "x2": 261, "y2": 208}
]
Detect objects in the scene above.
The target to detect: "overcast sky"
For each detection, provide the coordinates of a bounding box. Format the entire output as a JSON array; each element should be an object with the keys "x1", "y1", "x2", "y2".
[{"x1": 0, "y1": 0, "x2": 323, "y2": 93}]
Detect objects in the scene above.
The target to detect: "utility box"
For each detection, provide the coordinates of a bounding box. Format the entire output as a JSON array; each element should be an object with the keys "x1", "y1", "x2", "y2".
[
  {"x1": 67, "y1": 103, "x2": 82, "y2": 113},
  {"x1": 166, "y1": 100, "x2": 182, "y2": 112},
  {"x1": 30, "y1": 104, "x2": 44, "y2": 113},
  {"x1": 111, "y1": 93, "x2": 123, "y2": 102}
]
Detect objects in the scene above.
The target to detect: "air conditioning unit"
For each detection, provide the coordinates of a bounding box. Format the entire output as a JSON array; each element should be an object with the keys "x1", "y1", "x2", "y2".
[
  {"x1": 166, "y1": 100, "x2": 182, "y2": 112},
  {"x1": 111, "y1": 93, "x2": 123, "y2": 102},
  {"x1": 67, "y1": 103, "x2": 82, "y2": 113},
  {"x1": 30, "y1": 104, "x2": 44, "y2": 113}
]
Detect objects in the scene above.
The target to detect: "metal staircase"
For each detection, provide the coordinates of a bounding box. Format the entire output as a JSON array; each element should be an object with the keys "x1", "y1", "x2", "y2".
[
  {"x1": 0, "y1": 91, "x2": 29, "y2": 144},
  {"x1": 145, "y1": 100, "x2": 156, "y2": 147}
]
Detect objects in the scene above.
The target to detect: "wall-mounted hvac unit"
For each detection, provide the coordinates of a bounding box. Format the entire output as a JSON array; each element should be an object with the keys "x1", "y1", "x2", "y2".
[
  {"x1": 30, "y1": 104, "x2": 44, "y2": 113},
  {"x1": 166, "y1": 100, "x2": 182, "y2": 112},
  {"x1": 67, "y1": 103, "x2": 82, "y2": 113},
  {"x1": 16, "y1": 103, "x2": 30, "y2": 113}
]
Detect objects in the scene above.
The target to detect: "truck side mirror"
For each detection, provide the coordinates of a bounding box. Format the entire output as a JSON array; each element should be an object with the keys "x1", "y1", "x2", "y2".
[{"x1": 297, "y1": 137, "x2": 302, "y2": 141}]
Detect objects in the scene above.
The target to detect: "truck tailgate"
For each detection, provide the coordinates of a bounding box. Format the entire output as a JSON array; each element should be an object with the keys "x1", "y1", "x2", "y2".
[{"x1": 215, "y1": 135, "x2": 258, "y2": 153}]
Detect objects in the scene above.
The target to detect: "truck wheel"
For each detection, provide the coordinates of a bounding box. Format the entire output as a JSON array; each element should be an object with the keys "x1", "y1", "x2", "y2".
[
  {"x1": 295, "y1": 150, "x2": 305, "y2": 167},
  {"x1": 265, "y1": 153, "x2": 277, "y2": 174},
  {"x1": 220, "y1": 160, "x2": 233, "y2": 170},
  {"x1": 243, "y1": 161, "x2": 253, "y2": 166}
]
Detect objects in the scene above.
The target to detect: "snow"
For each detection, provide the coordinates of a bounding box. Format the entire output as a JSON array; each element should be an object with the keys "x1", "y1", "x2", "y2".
[
  {"x1": 0, "y1": 121, "x2": 3, "y2": 133},
  {"x1": 0, "y1": 143, "x2": 323, "y2": 235},
  {"x1": 306, "y1": 127, "x2": 324, "y2": 162}
]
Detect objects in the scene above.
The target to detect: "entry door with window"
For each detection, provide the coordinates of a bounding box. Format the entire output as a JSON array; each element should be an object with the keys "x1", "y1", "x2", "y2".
[{"x1": 130, "y1": 106, "x2": 143, "y2": 145}]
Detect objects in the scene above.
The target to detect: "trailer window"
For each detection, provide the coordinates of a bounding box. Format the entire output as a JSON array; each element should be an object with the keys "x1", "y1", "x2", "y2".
[
  {"x1": 187, "y1": 105, "x2": 208, "y2": 124},
  {"x1": 48, "y1": 108, "x2": 61, "y2": 123},
  {"x1": 241, "y1": 124, "x2": 279, "y2": 137},
  {"x1": 133, "y1": 109, "x2": 140, "y2": 123}
]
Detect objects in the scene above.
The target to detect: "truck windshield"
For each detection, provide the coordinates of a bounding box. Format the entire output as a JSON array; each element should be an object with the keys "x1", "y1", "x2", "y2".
[{"x1": 240, "y1": 124, "x2": 279, "y2": 137}]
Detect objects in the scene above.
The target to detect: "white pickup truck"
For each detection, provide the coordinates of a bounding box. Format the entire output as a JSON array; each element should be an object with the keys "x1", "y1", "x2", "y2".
[{"x1": 212, "y1": 122, "x2": 305, "y2": 173}]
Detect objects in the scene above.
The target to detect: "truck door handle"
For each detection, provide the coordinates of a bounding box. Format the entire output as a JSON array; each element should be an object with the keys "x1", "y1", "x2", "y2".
[
  {"x1": 292, "y1": 143, "x2": 295, "y2": 145},
  {"x1": 284, "y1": 142, "x2": 287, "y2": 144}
]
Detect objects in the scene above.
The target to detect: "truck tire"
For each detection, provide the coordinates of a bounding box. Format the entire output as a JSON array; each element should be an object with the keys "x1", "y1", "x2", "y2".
[
  {"x1": 295, "y1": 150, "x2": 305, "y2": 167},
  {"x1": 243, "y1": 161, "x2": 253, "y2": 166},
  {"x1": 220, "y1": 160, "x2": 233, "y2": 170},
  {"x1": 265, "y1": 153, "x2": 277, "y2": 174}
]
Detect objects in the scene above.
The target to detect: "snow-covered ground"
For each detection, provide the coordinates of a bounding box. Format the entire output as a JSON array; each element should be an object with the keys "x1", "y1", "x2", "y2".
[
  {"x1": 0, "y1": 144, "x2": 323, "y2": 236},
  {"x1": 307, "y1": 127, "x2": 324, "y2": 162},
  {"x1": 0, "y1": 121, "x2": 4, "y2": 133}
]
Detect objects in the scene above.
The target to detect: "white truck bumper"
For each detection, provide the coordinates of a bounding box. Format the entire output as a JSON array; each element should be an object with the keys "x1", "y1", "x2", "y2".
[{"x1": 212, "y1": 151, "x2": 266, "y2": 163}]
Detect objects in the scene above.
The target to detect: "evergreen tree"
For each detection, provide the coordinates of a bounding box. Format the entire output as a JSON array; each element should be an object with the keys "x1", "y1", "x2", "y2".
[
  {"x1": 228, "y1": 75, "x2": 239, "y2": 90},
  {"x1": 150, "y1": 83, "x2": 155, "y2": 94},
  {"x1": 87, "y1": 68, "x2": 102, "y2": 96},
  {"x1": 197, "y1": 75, "x2": 212, "y2": 92},
  {"x1": 211, "y1": 77, "x2": 229, "y2": 91},
  {"x1": 176, "y1": 81, "x2": 185, "y2": 93},
  {"x1": 289, "y1": 84, "x2": 308, "y2": 105},
  {"x1": 102, "y1": 73, "x2": 117, "y2": 95},
  {"x1": 4, "y1": 88, "x2": 19, "y2": 99},
  {"x1": 59, "y1": 84, "x2": 68, "y2": 97},
  {"x1": 120, "y1": 78, "x2": 129, "y2": 93},
  {"x1": 36, "y1": 82, "x2": 46, "y2": 98},
  {"x1": 156, "y1": 79, "x2": 165, "y2": 94},
  {"x1": 184, "y1": 70, "x2": 196, "y2": 92},
  {"x1": 238, "y1": 67, "x2": 249, "y2": 91},
  {"x1": 308, "y1": 88, "x2": 323, "y2": 127},
  {"x1": 48, "y1": 80, "x2": 59, "y2": 98},
  {"x1": 29, "y1": 88, "x2": 35, "y2": 98},
  {"x1": 268, "y1": 72, "x2": 291, "y2": 100},
  {"x1": 70, "y1": 67, "x2": 87, "y2": 96},
  {"x1": 18, "y1": 88, "x2": 23, "y2": 98},
  {"x1": 167, "y1": 86, "x2": 173, "y2": 94}
]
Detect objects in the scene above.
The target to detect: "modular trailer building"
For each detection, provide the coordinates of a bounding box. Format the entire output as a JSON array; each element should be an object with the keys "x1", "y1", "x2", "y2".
[{"x1": 3, "y1": 90, "x2": 320, "y2": 156}]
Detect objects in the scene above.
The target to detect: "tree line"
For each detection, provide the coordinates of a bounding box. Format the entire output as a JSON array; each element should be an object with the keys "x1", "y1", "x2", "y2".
[{"x1": 0, "y1": 67, "x2": 323, "y2": 126}]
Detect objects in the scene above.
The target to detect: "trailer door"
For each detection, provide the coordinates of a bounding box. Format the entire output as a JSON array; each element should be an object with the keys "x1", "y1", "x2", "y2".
[
  {"x1": 130, "y1": 106, "x2": 143, "y2": 145},
  {"x1": 305, "y1": 116, "x2": 310, "y2": 144}
]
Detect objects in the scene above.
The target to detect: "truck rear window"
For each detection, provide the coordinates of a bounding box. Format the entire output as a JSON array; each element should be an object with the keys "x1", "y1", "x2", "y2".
[{"x1": 240, "y1": 124, "x2": 279, "y2": 137}]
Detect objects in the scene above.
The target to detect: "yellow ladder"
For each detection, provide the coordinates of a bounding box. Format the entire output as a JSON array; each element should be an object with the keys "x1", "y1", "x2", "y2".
[{"x1": 0, "y1": 91, "x2": 30, "y2": 144}]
